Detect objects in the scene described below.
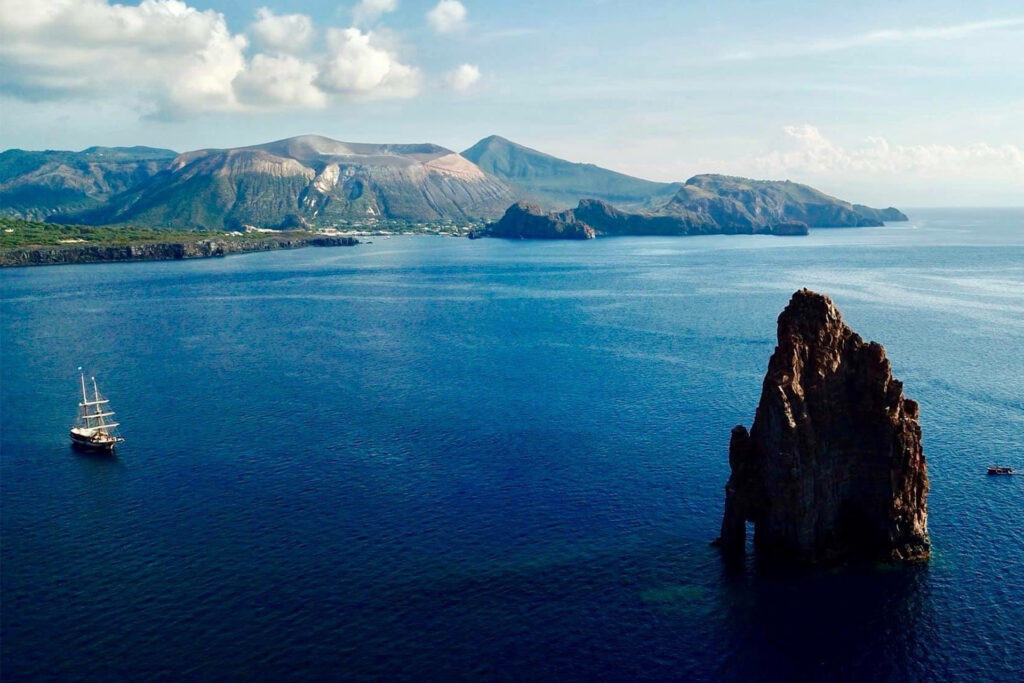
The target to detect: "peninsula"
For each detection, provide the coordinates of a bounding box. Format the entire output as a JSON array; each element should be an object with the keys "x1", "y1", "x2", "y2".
[
  {"x1": 484, "y1": 177, "x2": 906, "y2": 240},
  {"x1": 0, "y1": 219, "x2": 358, "y2": 267}
]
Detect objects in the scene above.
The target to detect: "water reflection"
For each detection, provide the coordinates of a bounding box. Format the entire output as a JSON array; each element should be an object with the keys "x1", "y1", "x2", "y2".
[{"x1": 715, "y1": 558, "x2": 931, "y2": 680}]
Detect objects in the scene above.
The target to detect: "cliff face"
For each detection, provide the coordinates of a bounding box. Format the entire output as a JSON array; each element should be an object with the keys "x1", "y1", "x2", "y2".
[
  {"x1": 571, "y1": 198, "x2": 716, "y2": 235},
  {"x1": 0, "y1": 235, "x2": 357, "y2": 267},
  {"x1": 485, "y1": 199, "x2": 724, "y2": 239},
  {"x1": 486, "y1": 201, "x2": 595, "y2": 239},
  {"x1": 718, "y1": 289, "x2": 929, "y2": 563}
]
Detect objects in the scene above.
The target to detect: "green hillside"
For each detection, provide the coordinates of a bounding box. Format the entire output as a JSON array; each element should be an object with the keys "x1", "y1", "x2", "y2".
[{"x1": 0, "y1": 147, "x2": 177, "y2": 220}]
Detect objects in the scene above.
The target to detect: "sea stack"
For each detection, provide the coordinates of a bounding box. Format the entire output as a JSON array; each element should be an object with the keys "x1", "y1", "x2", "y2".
[{"x1": 717, "y1": 289, "x2": 930, "y2": 563}]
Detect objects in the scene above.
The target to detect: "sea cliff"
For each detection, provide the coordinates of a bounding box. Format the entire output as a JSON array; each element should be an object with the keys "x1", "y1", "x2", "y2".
[
  {"x1": 0, "y1": 235, "x2": 358, "y2": 267},
  {"x1": 486, "y1": 201, "x2": 595, "y2": 239},
  {"x1": 716, "y1": 289, "x2": 930, "y2": 564}
]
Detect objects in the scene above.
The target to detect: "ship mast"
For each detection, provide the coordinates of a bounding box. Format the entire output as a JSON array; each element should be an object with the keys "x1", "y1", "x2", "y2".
[
  {"x1": 92, "y1": 377, "x2": 106, "y2": 431},
  {"x1": 77, "y1": 369, "x2": 117, "y2": 432}
]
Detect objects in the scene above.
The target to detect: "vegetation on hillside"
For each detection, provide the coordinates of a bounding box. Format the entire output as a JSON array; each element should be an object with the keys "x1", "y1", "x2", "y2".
[
  {"x1": 0, "y1": 147, "x2": 178, "y2": 221},
  {"x1": 0, "y1": 217, "x2": 220, "y2": 248},
  {"x1": 0, "y1": 216, "x2": 489, "y2": 250}
]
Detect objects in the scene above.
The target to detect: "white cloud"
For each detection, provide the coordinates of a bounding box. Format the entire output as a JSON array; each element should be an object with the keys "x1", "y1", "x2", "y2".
[
  {"x1": 444, "y1": 63, "x2": 480, "y2": 91},
  {"x1": 234, "y1": 53, "x2": 326, "y2": 108},
  {"x1": 318, "y1": 27, "x2": 419, "y2": 98},
  {"x1": 353, "y1": 0, "x2": 398, "y2": 25},
  {"x1": 723, "y1": 17, "x2": 1024, "y2": 60},
  {"x1": 0, "y1": 0, "x2": 434, "y2": 116},
  {"x1": 0, "y1": 0, "x2": 247, "y2": 113},
  {"x1": 427, "y1": 0, "x2": 467, "y2": 33},
  {"x1": 754, "y1": 124, "x2": 1024, "y2": 180},
  {"x1": 249, "y1": 7, "x2": 314, "y2": 53}
]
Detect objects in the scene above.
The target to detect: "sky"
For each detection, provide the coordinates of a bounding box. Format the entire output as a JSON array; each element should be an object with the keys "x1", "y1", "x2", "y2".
[{"x1": 0, "y1": 0, "x2": 1022, "y2": 206}]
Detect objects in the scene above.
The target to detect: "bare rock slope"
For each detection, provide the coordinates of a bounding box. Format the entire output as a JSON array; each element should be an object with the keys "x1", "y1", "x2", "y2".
[
  {"x1": 67, "y1": 135, "x2": 514, "y2": 229},
  {"x1": 717, "y1": 289, "x2": 930, "y2": 563}
]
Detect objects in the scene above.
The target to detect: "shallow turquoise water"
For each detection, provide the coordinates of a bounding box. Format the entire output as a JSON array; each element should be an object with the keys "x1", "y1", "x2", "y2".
[{"x1": 2, "y1": 208, "x2": 1023, "y2": 680}]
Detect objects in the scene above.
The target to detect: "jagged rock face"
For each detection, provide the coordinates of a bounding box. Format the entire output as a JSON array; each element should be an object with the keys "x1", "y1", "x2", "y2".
[
  {"x1": 486, "y1": 201, "x2": 595, "y2": 239},
  {"x1": 718, "y1": 289, "x2": 929, "y2": 563}
]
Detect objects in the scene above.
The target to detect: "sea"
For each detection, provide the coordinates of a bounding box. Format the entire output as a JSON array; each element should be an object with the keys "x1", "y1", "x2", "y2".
[{"x1": 2, "y1": 208, "x2": 1023, "y2": 681}]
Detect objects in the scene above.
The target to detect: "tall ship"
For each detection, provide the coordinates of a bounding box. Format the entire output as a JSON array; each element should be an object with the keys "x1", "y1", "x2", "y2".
[{"x1": 70, "y1": 369, "x2": 124, "y2": 452}]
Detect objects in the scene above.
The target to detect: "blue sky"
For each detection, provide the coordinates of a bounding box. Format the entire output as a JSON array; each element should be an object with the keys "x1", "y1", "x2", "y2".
[{"x1": 1, "y1": 0, "x2": 1021, "y2": 205}]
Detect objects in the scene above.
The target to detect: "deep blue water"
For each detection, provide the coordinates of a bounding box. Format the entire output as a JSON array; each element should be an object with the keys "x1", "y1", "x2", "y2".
[{"x1": 2, "y1": 209, "x2": 1023, "y2": 681}]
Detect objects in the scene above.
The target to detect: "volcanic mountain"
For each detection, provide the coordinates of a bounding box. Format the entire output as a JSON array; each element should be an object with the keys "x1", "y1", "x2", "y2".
[
  {"x1": 462, "y1": 135, "x2": 681, "y2": 210},
  {"x1": 63, "y1": 135, "x2": 514, "y2": 229}
]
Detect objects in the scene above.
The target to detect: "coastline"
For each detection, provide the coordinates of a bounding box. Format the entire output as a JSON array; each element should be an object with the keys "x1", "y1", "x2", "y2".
[{"x1": 0, "y1": 234, "x2": 359, "y2": 267}]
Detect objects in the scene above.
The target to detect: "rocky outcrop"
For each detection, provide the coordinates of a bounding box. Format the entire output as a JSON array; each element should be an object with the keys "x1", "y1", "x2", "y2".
[
  {"x1": 486, "y1": 201, "x2": 595, "y2": 239},
  {"x1": 0, "y1": 235, "x2": 357, "y2": 267},
  {"x1": 769, "y1": 221, "x2": 810, "y2": 236},
  {"x1": 854, "y1": 205, "x2": 909, "y2": 223},
  {"x1": 570, "y1": 198, "x2": 711, "y2": 235},
  {"x1": 716, "y1": 289, "x2": 929, "y2": 563}
]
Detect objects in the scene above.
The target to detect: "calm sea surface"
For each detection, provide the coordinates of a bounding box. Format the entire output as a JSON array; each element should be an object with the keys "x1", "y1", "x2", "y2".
[{"x1": 2, "y1": 209, "x2": 1023, "y2": 681}]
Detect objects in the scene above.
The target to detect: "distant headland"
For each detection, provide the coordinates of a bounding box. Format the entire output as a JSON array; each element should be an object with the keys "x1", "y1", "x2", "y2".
[{"x1": 0, "y1": 223, "x2": 357, "y2": 267}]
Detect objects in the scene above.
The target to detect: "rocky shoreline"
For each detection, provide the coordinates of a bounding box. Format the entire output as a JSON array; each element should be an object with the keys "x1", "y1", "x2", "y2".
[{"x1": 0, "y1": 235, "x2": 358, "y2": 267}]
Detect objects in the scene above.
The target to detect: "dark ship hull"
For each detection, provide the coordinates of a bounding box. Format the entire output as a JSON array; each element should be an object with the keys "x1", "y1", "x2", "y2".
[{"x1": 69, "y1": 429, "x2": 120, "y2": 452}]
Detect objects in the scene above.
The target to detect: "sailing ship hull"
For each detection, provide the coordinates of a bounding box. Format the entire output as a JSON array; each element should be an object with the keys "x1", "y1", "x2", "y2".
[{"x1": 69, "y1": 429, "x2": 120, "y2": 452}]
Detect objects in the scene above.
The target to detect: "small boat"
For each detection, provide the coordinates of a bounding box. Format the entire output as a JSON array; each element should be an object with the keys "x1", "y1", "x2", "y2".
[
  {"x1": 987, "y1": 466, "x2": 1014, "y2": 475},
  {"x1": 70, "y1": 369, "x2": 124, "y2": 453}
]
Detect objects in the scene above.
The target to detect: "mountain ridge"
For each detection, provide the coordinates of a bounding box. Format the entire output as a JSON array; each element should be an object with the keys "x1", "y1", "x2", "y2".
[
  {"x1": 1, "y1": 134, "x2": 907, "y2": 231},
  {"x1": 462, "y1": 135, "x2": 681, "y2": 210},
  {"x1": 0, "y1": 146, "x2": 178, "y2": 220},
  {"x1": 63, "y1": 135, "x2": 513, "y2": 229}
]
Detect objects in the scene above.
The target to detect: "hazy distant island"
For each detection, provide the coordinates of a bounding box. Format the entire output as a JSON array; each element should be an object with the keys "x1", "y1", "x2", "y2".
[{"x1": 0, "y1": 133, "x2": 907, "y2": 262}]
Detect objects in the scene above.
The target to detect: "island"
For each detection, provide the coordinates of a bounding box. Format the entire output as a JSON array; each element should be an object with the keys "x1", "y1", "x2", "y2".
[{"x1": 714, "y1": 289, "x2": 930, "y2": 564}]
